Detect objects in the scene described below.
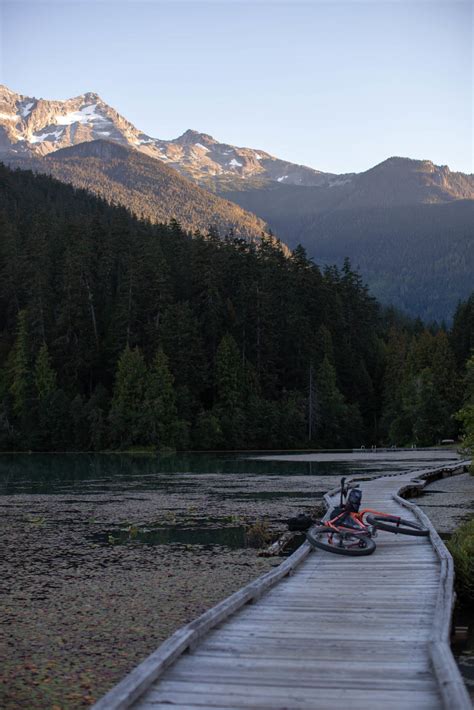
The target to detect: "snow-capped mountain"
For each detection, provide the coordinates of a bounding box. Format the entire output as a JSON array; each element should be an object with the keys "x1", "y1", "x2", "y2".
[
  {"x1": 152, "y1": 129, "x2": 342, "y2": 188},
  {"x1": 0, "y1": 84, "x2": 341, "y2": 187},
  {"x1": 0, "y1": 84, "x2": 162, "y2": 159}
]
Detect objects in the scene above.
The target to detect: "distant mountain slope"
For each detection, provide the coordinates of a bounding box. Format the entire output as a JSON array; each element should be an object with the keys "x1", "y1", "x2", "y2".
[
  {"x1": 277, "y1": 200, "x2": 474, "y2": 323},
  {"x1": 221, "y1": 158, "x2": 474, "y2": 321},
  {"x1": 7, "y1": 140, "x2": 268, "y2": 237},
  {"x1": 223, "y1": 157, "x2": 474, "y2": 218}
]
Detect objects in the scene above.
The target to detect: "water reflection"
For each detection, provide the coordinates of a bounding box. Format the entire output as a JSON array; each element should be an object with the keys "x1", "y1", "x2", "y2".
[
  {"x1": 0, "y1": 454, "x2": 374, "y2": 495},
  {"x1": 0, "y1": 452, "x2": 442, "y2": 496}
]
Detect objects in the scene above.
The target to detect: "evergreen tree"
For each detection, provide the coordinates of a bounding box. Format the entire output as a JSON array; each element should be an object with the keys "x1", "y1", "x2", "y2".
[
  {"x1": 316, "y1": 356, "x2": 348, "y2": 448},
  {"x1": 33, "y1": 343, "x2": 62, "y2": 449},
  {"x1": 145, "y1": 349, "x2": 181, "y2": 448},
  {"x1": 109, "y1": 346, "x2": 148, "y2": 448},
  {"x1": 451, "y1": 294, "x2": 474, "y2": 368},
  {"x1": 9, "y1": 310, "x2": 31, "y2": 422},
  {"x1": 456, "y1": 356, "x2": 474, "y2": 472},
  {"x1": 193, "y1": 411, "x2": 223, "y2": 449},
  {"x1": 159, "y1": 301, "x2": 208, "y2": 421},
  {"x1": 214, "y1": 334, "x2": 245, "y2": 446}
]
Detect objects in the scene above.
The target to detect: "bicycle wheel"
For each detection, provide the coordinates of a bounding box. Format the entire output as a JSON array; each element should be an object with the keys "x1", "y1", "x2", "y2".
[
  {"x1": 306, "y1": 527, "x2": 376, "y2": 556},
  {"x1": 365, "y1": 514, "x2": 429, "y2": 537}
]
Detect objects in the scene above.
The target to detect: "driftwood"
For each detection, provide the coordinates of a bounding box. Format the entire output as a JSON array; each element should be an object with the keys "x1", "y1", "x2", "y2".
[{"x1": 259, "y1": 530, "x2": 299, "y2": 557}]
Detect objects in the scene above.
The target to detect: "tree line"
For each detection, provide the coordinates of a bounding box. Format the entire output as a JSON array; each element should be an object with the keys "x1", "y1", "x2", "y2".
[{"x1": 0, "y1": 163, "x2": 473, "y2": 452}]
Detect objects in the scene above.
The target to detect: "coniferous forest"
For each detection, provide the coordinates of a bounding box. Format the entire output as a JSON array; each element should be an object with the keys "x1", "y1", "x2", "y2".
[{"x1": 0, "y1": 163, "x2": 473, "y2": 452}]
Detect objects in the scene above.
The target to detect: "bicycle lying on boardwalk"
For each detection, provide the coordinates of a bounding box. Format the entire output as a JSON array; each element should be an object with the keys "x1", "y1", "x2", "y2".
[{"x1": 306, "y1": 477, "x2": 430, "y2": 556}]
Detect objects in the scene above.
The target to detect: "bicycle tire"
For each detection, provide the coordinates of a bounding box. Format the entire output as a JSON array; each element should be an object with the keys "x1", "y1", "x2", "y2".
[
  {"x1": 306, "y1": 527, "x2": 376, "y2": 556},
  {"x1": 365, "y1": 514, "x2": 429, "y2": 537}
]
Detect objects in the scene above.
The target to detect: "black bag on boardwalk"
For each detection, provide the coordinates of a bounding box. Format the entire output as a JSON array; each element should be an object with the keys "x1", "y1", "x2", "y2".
[{"x1": 286, "y1": 514, "x2": 314, "y2": 531}]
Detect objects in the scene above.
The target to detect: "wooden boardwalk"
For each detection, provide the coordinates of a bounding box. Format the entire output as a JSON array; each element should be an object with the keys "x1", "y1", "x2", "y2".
[{"x1": 93, "y1": 464, "x2": 471, "y2": 710}]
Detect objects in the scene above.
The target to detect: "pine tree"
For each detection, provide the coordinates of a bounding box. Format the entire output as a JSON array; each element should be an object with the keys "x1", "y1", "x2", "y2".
[
  {"x1": 145, "y1": 349, "x2": 180, "y2": 449},
  {"x1": 33, "y1": 343, "x2": 66, "y2": 450},
  {"x1": 109, "y1": 346, "x2": 148, "y2": 448},
  {"x1": 9, "y1": 310, "x2": 31, "y2": 422},
  {"x1": 160, "y1": 301, "x2": 208, "y2": 421},
  {"x1": 214, "y1": 334, "x2": 245, "y2": 446},
  {"x1": 193, "y1": 411, "x2": 223, "y2": 449},
  {"x1": 316, "y1": 356, "x2": 348, "y2": 447}
]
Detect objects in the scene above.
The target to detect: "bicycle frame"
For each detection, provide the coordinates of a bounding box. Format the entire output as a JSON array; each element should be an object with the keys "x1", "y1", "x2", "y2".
[{"x1": 323, "y1": 478, "x2": 404, "y2": 537}]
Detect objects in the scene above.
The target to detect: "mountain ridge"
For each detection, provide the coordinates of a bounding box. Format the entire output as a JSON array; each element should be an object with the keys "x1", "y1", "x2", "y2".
[
  {"x1": 0, "y1": 84, "x2": 335, "y2": 187},
  {"x1": 1, "y1": 85, "x2": 472, "y2": 199}
]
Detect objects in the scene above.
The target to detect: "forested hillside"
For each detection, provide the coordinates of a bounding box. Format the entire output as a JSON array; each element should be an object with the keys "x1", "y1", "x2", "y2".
[
  {"x1": 8, "y1": 140, "x2": 268, "y2": 238},
  {"x1": 0, "y1": 164, "x2": 472, "y2": 451}
]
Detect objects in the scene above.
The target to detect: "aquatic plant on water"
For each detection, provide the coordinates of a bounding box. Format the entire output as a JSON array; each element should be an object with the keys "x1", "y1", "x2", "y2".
[{"x1": 245, "y1": 520, "x2": 273, "y2": 548}]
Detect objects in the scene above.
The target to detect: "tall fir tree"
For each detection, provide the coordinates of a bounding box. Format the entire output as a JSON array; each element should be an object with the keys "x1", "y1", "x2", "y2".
[
  {"x1": 109, "y1": 346, "x2": 148, "y2": 448},
  {"x1": 145, "y1": 349, "x2": 181, "y2": 449},
  {"x1": 316, "y1": 356, "x2": 348, "y2": 448},
  {"x1": 9, "y1": 310, "x2": 31, "y2": 422}
]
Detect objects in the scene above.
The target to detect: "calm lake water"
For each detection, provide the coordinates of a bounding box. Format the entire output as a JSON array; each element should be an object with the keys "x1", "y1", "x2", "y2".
[{"x1": 0, "y1": 449, "x2": 459, "y2": 496}]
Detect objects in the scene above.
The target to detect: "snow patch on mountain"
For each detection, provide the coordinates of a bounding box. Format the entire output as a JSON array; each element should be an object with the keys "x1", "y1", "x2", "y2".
[
  {"x1": 56, "y1": 104, "x2": 107, "y2": 126},
  {"x1": 20, "y1": 101, "x2": 34, "y2": 118},
  {"x1": 30, "y1": 128, "x2": 64, "y2": 144}
]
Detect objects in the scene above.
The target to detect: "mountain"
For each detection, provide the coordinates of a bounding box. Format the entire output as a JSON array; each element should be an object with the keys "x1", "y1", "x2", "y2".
[
  {"x1": 0, "y1": 84, "x2": 165, "y2": 160},
  {"x1": 222, "y1": 158, "x2": 474, "y2": 322},
  {"x1": 222, "y1": 157, "x2": 474, "y2": 219},
  {"x1": 2, "y1": 84, "x2": 473, "y2": 321},
  {"x1": 151, "y1": 129, "x2": 346, "y2": 190},
  {"x1": 7, "y1": 140, "x2": 268, "y2": 238},
  {"x1": 0, "y1": 84, "x2": 342, "y2": 188},
  {"x1": 3, "y1": 84, "x2": 472, "y2": 200}
]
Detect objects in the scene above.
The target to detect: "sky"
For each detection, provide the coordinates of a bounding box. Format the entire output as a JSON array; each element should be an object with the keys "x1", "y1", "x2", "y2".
[{"x1": 1, "y1": 0, "x2": 472, "y2": 173}]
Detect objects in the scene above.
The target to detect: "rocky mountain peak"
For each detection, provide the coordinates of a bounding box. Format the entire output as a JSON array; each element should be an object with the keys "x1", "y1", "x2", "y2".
[
  {"x1": 81, "y1": 91, "x2": 102, "y2": 102},
  {"x1": 174, "y1": 129, "x2": 217, "y2": 147}
]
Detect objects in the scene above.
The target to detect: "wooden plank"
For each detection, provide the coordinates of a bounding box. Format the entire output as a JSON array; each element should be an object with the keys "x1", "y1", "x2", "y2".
[{"x1": 138, "y1": 681, "x2": 441, "y2": 710}]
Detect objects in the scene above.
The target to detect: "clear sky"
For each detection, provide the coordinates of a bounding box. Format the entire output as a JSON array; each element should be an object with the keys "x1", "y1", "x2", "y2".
[{"x1": 1, "y1": 0, "x2": 472, "y2": 173}]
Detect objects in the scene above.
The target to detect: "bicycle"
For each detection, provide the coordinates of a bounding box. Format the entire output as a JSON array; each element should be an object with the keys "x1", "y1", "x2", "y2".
[{"x1": 306, "y1": 476, "x2": 429, "y2": 556}]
